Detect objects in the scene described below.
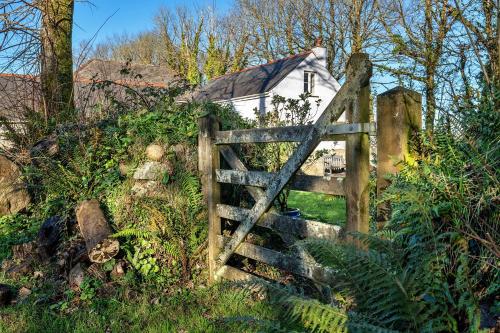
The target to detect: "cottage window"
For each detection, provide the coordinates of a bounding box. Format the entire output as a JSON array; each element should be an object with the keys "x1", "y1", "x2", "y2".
[{"x1": 304, "y1": 71, "x2": 315, "y2": 95}]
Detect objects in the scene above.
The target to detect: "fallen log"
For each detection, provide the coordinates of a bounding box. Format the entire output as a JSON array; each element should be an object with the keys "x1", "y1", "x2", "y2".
[{"x1": 76, "y1": 200, "x2": 119, "y2": 263}]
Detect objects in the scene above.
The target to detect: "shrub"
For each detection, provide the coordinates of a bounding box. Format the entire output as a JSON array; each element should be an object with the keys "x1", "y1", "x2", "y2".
[{"x1": 109, "y1": 172, "x2": 207, "y2": 284}]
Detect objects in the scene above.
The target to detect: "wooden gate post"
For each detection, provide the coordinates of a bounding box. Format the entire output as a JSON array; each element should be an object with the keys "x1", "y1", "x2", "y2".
[
  {"x1": 345, "y1": 53, "x2": 371, "y2": 240},
  {"x1": 198, "y1": 114, "x2": 221, "y2": 283},
  {"x1": 376, "y1": 87, "x2": 422, "y2": 225}
]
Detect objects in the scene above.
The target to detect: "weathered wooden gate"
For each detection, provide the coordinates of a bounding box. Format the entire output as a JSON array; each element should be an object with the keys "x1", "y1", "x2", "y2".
[{"x1": 199, "y1": 53, "x2": 373, "y2": 284}]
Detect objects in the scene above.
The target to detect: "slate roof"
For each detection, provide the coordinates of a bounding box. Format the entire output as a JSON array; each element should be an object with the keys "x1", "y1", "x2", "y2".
[{"x1": 192, "y1": 51, "x2": 312, "y2": 102}]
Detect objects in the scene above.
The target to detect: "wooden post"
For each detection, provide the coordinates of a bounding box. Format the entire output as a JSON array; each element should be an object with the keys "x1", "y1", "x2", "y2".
[
  {"x1": 345, "y1": 53, "x2": 371, "y2": 241},
  {"x1": 376, "y1": 87, "x2": 422, "y2": 224},
  {"x1": 198, "y1": 114, "x2": 221, "y2": 283}
]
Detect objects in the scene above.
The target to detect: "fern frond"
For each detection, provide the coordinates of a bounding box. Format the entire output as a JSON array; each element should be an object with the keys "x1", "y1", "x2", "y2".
[
  {"x1": 299, "y1": 238, "x2": 428, "y2": 330},
  {"x1": 283, "y1": 294, "x2": 349, "y2": 333},
  {"x1": 179, "y1": 172, "x2": 203, "y2": 209},
  {"x1": 112, "y1": 228, "x2": 154, "y2": 239},
  {"x1": 163, "y1": 241, "x2": 181, "y2": 258}
]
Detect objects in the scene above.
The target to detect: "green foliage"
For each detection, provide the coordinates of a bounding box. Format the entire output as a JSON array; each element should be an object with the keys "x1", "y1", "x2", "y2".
[
  {"x1": 28, "y1": 127, "x2": 127, "y2": 217},
  {"x1": 117, "y1": 102, "x2": 201, "y2": 146},
  {"x1": 111, "y1": 172, "x2": 207, "y2": 284},
  {"x1": 79, "y1": 277, "x2": 102, "y2": 302},
  {"x1": 268, "y1": 101, "x2": 499, "y2": 332},
  {"x1": 0, "y1": 214, "x2": 41, "y2": 261},
  {"x1": 0, "y1": 283, "x2": 283, "y2": 333},
  {"x1": 204, "y1": 34, "x2": 227, "y2": 80},
  {"x1": 15, "y1": 87, "x2": 243, "y2": 289}
]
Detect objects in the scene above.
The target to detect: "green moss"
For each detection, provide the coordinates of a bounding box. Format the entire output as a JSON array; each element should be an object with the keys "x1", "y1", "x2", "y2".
[{"x1": 0, "y1": 214, "x2": 41, "y2": 262}]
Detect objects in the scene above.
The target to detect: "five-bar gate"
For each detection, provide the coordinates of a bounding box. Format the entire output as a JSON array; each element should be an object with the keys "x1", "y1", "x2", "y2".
[{"x1": 199, "y1": 53, "x2": 373, "y2": 284}]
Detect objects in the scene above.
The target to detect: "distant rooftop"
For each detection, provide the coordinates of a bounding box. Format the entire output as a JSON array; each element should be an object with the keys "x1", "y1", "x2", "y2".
[
  {"x1": 75, "y1": 59, "x2": 179, "y2": 88},
  {"x1": 0, "y1": 59, "x2": 179, "y2": 121}
]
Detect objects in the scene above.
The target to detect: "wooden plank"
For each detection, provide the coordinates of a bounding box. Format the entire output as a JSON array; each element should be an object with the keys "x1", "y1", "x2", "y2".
[
  {"x1": 217, "y1": 265, "x2": 263, "y2": 283},
  {"x1": 217, "y1": 204, "x2": 341, "y2": 240},
  {"x1": 216, "y1": 169, "x2": 272, "y2": 187},
  {"x1": 217, "y1": 236, "x2": 335, "y2": 284},
  {"x1": 198, "y1": 114, "x2": 221, "y2": 283},
  {"x1": 215, "y1": 53, "x2": 372, "y2": 277},
  {"x1": 218, "y1": 147, "x2": 294, "y2": 242},
  {"x1": 323, "y1": 122, "x2": 376, "y2": 141},
  {"x1": 290, "y1": 174, "x2": 344, "y2": 195},
  {"x1": 345, "y1": 54, "x2": 371, "y2": 244},
  {"x1": 326, "y1": 122, "x2": 375, "y2": 136},
  {"x1": 215, "y1": 122, "x2": 375, "y2": 144},
  {"x1": 216, "y1": 169, "x2": 345, "y2": 196},
  {"x1": 215, "y1": 125, "x2": 309, "y2": 144}
]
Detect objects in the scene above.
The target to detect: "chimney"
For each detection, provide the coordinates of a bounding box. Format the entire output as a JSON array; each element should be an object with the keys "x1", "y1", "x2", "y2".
[{"x1": 312, "y1": 37, "x2": 327, "y2": 69}]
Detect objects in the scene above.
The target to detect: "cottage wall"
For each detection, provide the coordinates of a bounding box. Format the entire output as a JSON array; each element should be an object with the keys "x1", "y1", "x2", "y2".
[
  {"x1": 271, "y1": 53, "x2": 341, "y2": 121},
  {"x1": 221, "y1": 93, "x2": 271, "y2": 120}
]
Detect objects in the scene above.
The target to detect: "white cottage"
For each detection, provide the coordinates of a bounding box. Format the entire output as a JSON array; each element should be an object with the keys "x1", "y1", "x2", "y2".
[
  {"x1": 191, "y1": 41, "x2": 346, "y2": 167},
  {"x1": 194, "y1": 43, "x2": 341, "y2": 123}
]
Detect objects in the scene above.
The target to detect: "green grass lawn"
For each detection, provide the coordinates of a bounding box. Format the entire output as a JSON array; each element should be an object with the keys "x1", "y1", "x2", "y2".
[{"x1": 287, "y1": 190, "x2": 345, "y2": 226}]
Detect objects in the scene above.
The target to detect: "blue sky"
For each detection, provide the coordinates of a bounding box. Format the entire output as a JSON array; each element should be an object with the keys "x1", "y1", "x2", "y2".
[{"x1": 73, "y1": 0, "x2": 233, "y2": 47}]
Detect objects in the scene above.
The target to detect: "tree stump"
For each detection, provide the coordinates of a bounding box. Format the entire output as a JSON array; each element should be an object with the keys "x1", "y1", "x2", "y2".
[{"x1": 76, "y1": 200, "x2": 119, "y2": 263}]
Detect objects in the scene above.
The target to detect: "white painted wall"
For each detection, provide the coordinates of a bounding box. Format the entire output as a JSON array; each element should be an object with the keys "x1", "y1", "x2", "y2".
[
  {"x1": 220, "y1": 92, "x2": 271, "y2": 120},
  {"x1": 271, "y1": 52, "x2": 342, "y2": 121}
]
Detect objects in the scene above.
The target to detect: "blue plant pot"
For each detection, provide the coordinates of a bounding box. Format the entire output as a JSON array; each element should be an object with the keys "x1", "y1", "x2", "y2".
[{"x1": 282, "y1": 208, "x2": 301, "y2": 218}]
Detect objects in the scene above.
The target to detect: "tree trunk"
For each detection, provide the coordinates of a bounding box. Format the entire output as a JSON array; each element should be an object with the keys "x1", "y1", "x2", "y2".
[
  {"x1": 350, "y1": 0, "x2": 363, "y2": 53},
  {"x1": 40, "y1": 0, "x2": 75, "y2": 126},
  {"x1": 425, "y1": 70, "x2": 436, "y2": 134},
  {"x1": 424, "y1": 0, "x2": 435, "y2": 134}
]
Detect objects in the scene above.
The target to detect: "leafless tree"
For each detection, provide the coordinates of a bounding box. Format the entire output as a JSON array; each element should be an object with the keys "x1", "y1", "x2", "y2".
[
  {"x1": 377, "y1": 0, "x2": 457, "y2": 134},
  {"x1": 0, "y1": 1, "x2": 40, "y2": 74}
]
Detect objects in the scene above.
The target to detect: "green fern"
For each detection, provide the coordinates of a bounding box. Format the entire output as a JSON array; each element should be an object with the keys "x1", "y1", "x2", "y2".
[{"x1": 112, "y1": 228, "x2": 154, "y2": 239}]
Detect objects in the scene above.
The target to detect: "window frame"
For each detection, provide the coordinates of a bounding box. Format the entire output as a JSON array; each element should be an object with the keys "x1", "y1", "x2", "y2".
[{"x1": 303, "y1": 71, "x2": 316, "y2": 95}]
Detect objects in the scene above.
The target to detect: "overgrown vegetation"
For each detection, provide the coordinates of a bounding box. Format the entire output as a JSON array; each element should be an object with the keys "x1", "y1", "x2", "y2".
[
  {"x1": 0, "y1": 86, "x2": 292, "y2": 331},
  {"x1": 0, "y1": 283, "x2": 286, "y2": 333},
  {"x1": 261, "y1": 98, "x2": 500, "y2": 332}
]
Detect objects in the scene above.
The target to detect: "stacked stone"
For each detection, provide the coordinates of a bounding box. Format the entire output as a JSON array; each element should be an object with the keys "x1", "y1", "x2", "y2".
[
  {"x1": 132, "y1": 144, "x2": 173, "y2": 196},
  {"x1": 0, "y1": 155, "x2": 31, "y2": 217}
]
